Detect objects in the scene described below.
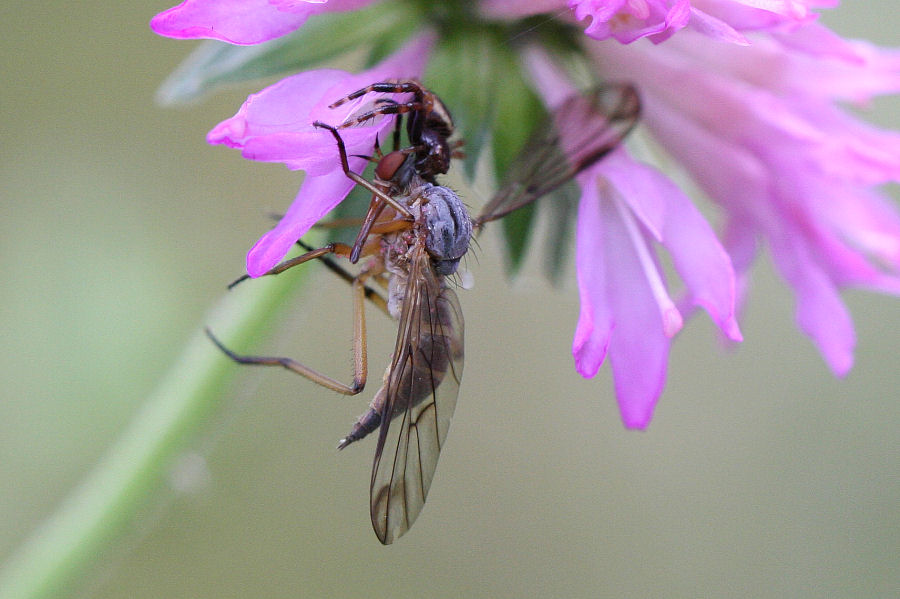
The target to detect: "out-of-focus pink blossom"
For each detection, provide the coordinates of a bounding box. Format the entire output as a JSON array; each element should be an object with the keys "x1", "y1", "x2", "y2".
[
  {"x1": 207, "y1": 34, "x2": 433, "y2": 277},
  {"x1": 589, "y1": 25, "x2": 900, "y2": 375},
  {"x1": 150, "y1": 0, "x2": 376, "y2": 45},
  {"x1": 526, "y1": 48, "x2": 741, "y2": 428},
  {"x1": 569, "y1": 0, "x2": 691, "y2": 44},
  {"x1": 482, "y1": 0, "x2": 829, "y2": 44},
  {"x1": 152, "y1": 0, "x2": 900, "y2": 429}
]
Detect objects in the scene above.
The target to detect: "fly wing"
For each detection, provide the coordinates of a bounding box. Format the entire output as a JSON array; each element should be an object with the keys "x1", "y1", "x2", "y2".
[
  {"x1": 370, "y1": 245, "x2": 464, "y2": 544},
  {"x1": 475, "y1": 83, "x2": 640, "y2": 226}
]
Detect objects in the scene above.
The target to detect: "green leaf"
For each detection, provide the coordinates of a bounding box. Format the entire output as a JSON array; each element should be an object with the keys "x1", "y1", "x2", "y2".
[
  {"x1": 488, "y1": 49, "x2": 543, "y2": 179},
  {"x1": 155, "y1": 2, "x2": 418, "y2": 105},
  {"x1": 500, "y1": 202, "x2": 536, "y2": 274},
  {"x1": 542, "y1": 182, "x2": 578, "y2": 285},
  {"x1": 424, "y1": 28, "x2": 502, "y2": 182},
  {"x1": 489, "y1": 54, "x2": 544, "y2": 275}
]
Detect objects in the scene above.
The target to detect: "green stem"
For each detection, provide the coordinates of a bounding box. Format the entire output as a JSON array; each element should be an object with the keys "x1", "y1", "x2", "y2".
[{"x1": 0, "y1": 266, "x2": 309, "y2": 599}]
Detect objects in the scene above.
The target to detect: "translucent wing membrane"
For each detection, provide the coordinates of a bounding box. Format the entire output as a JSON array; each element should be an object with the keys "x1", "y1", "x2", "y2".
[
  {"x1": 370, "y1": 243, "x2": 464, "y2": 544},
  {"x1": 476, "y1": 83, "x2": 640, "y2": 226}
]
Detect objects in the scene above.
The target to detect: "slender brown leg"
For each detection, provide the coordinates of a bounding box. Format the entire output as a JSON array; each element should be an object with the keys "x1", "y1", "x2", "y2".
[
  {"x1": 225, "y1": 238, "x2": 392, "y2": 316},
  {"x1": 311, "y1": 217, "x2": 366, "y2": 230},
  {"x1": 312, "y1": 121, "x2": 414, "y2": 219},
  {"x1": 450, "y1": 139, "x2": 465, "y2": 159},
  {"x1": 294, "y1": 240, "x2": 391, "y2": 317},
  {"x1": 228, "y1": 242, "x2": 353, "y2": 290},
  {"x1": 207, "y1": 268, "x2": 372, "y2": 395},
  {"x1": 349, "y1": 198, "x2": 388, "y2": 264},
  {"x1": 349, "y1": 98, "x2": 405, "y2": 151}
]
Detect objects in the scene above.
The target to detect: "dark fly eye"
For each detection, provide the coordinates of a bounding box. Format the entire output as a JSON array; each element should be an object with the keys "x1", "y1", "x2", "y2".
[{"x1": 374, "y1": 150, "x2": 408, "y2": 181}]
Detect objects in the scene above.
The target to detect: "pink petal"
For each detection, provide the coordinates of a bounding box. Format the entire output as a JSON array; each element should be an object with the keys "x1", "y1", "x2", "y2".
[
  {"x1": 600, "y1": 192, "x2": 670, "y2": 429},
  {"x1": 635, "y1": 79, "x2": 864, "y2": 372},
  {"x1": 572, "y1": 175, "x2": 612, "y2": 377},
  {"x1": 207, "y1": 69, "x2": 348, "y2": 147},
  {"x1": 722, "y1": 0, "x2": 812, "y2": 20},
  {"x1": 687, "y1": 7, "x2": 749, "y2": 45},
  {"x1": 239, "y1": 127, "x2": 383, "y2": 174},
  {"x1": 594, "y1": 150, "x2": 741, "y2": 341},
  {"x1": 661, "y1": 188, "x2": 743, "y2": 342},
  {"x1": 150, "y1": 0, "x2": 375, "y2": 45},
  {"x1": 689, "y1": 0, "x2": 819, "y2": 32},
  {"x1": 572, "y1": 175, "x2": 671, "y2": 429},
  {"x1": 591, "y1": 150, "x2": 666, "y2": 241},
  {"x1": 769, "y1": 232, "x2": 856, "y2": 376},
  {"x1": 479, "y1": 0, "x2": 565, "y2": 19},
  {"x1": 245, "y1": 163, "x2": 364, "y2": 277},
  {"x1": 570, "y1": 0, "x2": 692, "y2": 44},
  {"x1": 720, "y1": 216, "x2": 757, "y2": 322}
]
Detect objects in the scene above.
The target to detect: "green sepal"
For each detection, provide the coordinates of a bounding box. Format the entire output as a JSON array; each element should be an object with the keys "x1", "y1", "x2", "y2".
[
  {"x1": 424, "y1": 27, "x2": 505, "y2": 182},
  {"x1": 541, "y1": 182, "x2": 578, "y2": 285},
  {"x1": 490, "y1": 54, "x2": 544, "y2": 275},
  {"x1": 499, "y1": 202, "x2": 535, "y2": 275},
  {"x1": 155, "y1": 2, "x2": 419, "y2": 105}
]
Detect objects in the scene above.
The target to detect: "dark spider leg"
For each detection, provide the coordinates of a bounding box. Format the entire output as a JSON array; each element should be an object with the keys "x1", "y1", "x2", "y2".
[
  {"x1": 327, "y1": 80, "x2": 426, "y2": 108},
  {"x1": 335, "y1": 101, "x2": 427, "y2": 131}
]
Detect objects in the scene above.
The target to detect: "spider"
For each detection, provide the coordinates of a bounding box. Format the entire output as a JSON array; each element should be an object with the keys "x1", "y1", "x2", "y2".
[{"x1": 328, "y1": 79, "x2": 460, "y2": 186}]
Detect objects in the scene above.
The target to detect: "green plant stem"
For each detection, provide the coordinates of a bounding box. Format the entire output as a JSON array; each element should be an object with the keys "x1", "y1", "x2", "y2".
[{"x1": 0, "y1": 267, "x2": 309, "y2": 599}]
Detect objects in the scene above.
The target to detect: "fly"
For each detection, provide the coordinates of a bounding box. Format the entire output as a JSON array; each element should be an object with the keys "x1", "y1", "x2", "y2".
[{"x1": 207, "y1": 79, "x2": 640, "y2": 544}]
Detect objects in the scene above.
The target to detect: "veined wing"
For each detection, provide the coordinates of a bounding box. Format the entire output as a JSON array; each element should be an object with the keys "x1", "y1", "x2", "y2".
[
  {"x1": 475, "y1": 83, "x2": 640, "y2": 226},
  {"x1": 370, "y1": 243, "x2": 465, "y2": 544}
]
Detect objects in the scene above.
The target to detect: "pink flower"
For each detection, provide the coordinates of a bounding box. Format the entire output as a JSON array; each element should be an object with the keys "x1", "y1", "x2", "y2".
[
  {"x1": 153, "y1": 0, "x2": 900, "y2": 429},
  {"x1": 525, "y1": 49, "x2": 742, "y2": 427},
  {"x1": 150, "y1": 0, "x2": 376, "y2": 45},
  {"x1": 482, "y1": 0, "x2": 828, "y2": 44},
  {"x1": 587, "y1": 25, "x2": 900, "y2": 376},
  {"x1": 151, "y1": 0, "x2": 829, "y2": 47},
  {"x1": 572, "y1": 153, "x2": 742, "y2": 426},
  {"x1": 207, "y1": 34, "x2": 433, "y2": 277},
  {"x1": 569, "y1": 0, "x2": 692, "y2": 44}
]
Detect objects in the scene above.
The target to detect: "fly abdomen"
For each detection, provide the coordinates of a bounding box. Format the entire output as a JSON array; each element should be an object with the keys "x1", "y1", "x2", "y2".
[
  {"x1": 338, "y1": 409, "x2": 381, "y2": 449},
  {"x1": 389, "y1": 292, "x2": 462, "y2": 419}
]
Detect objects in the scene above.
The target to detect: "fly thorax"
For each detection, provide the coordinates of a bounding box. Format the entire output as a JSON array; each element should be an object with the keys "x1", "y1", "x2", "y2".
[
  {"x1": 386, "y1": 273, "x2": 407, "y2": 319},
  {"x1": 379, "y1": 234, "x2": 413, "y2": 320},
  {"x1": 418, "y1": 184, "x2": 473, "y2": 275}
]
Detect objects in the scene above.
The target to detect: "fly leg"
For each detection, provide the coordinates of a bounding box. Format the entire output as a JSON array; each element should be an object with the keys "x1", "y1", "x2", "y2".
[
  {"x1": 312, "y1": 121, "x2": 414, "y2": 220},
  {"x1": 208, "y1": 244, "x2": 374, "y2": 395},
  {"x1": 294, "y1": 240, "x2": 391, "y2": 317},
  {"x1": 226, "y1": 242, "x2": 353, "y2": 289}
]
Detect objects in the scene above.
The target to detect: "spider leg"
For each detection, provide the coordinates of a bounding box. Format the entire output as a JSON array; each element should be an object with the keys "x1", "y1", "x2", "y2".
[{"x1": 327, "y1": 80, "x2": 426, "y2": 108}]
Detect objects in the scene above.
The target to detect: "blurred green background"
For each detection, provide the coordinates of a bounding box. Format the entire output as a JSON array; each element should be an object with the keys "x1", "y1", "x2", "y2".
[{"x1": 2, "y1": 2, "x2": 898, "y2": 598}]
